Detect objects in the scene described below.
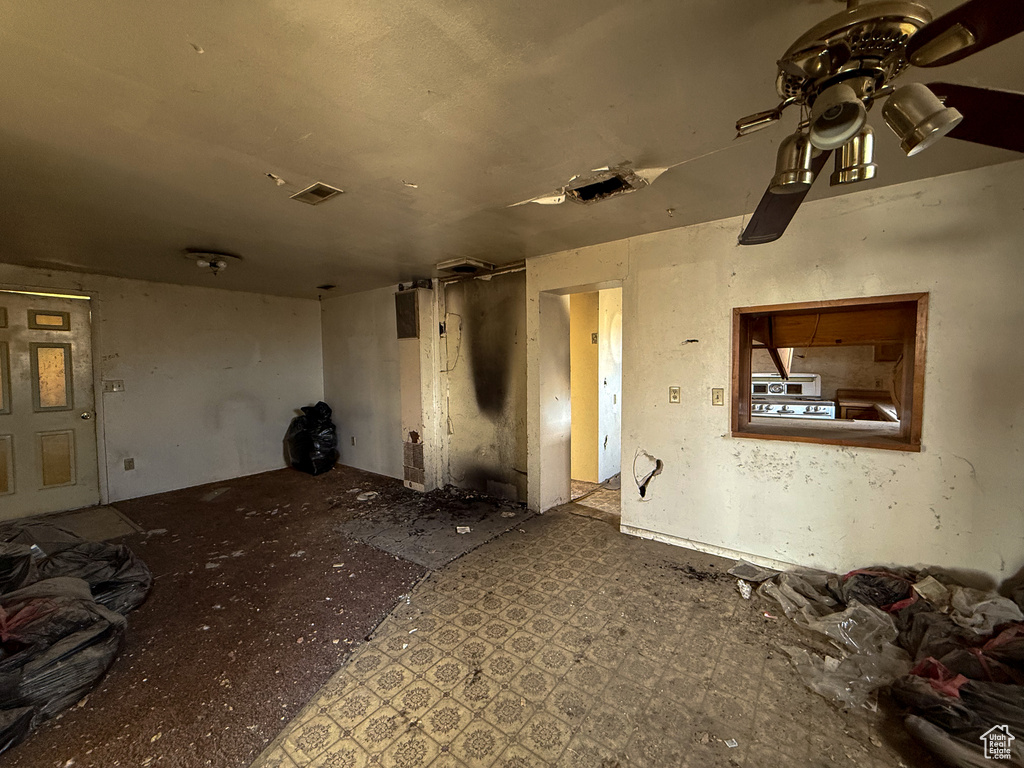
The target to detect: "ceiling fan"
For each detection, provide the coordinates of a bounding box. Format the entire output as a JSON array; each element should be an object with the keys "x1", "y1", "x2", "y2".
[{"x1": 736, "y1": 0, "x2": 1024, "y2": 245}]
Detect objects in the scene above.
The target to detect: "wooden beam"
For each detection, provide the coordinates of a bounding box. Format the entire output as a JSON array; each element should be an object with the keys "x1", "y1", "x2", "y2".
[
  {"x1": 763, "y1": 318, "x2": 792, "y2": 378},
  {"x1": 769, "y1": 306, "x2": 914, "y2": 347}
]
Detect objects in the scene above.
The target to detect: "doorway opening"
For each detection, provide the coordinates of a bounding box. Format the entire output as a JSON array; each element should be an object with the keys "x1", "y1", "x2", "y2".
[{"x1": 569, "y1": 288, "x2": 622, "y2": 524}]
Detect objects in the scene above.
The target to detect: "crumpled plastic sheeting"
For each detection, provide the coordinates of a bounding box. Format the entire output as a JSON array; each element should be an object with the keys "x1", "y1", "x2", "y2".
[
  {"x1": 775, "y1": 600, "x2": 913, "y2": 708},
  {"x1": 784, "y1": 642, "x2": 913, "y2": 709},
  {"x1": 759, "y1": 575, "x2": 926, "y2": 709},
  {"x1": 757, "y1": 570, "x2": 839, "y2": 625},
  {"x1": 762, "y1": 563, "x2": 1024, "y2": 762},
  {"x1": 949, "y1": 587, "x2": 1024, "y2": 635},
  {"x1": 802, "y1": 601, "x2": 901, "y2": 655}
]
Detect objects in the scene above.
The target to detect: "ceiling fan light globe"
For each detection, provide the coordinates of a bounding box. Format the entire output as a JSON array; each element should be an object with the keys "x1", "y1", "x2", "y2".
[
  {"x1": 882, "y1": 83, "x2": 964, "y2": 156},
  {"x1": 770, "y1": 131, "x2": 817, "y2": 194},
  {"x1": 808, "y1": 82, "x2": 868, "y2": 150},
  {"x1": 830, "y1": 125, "x2": 878, "y2": 186}
]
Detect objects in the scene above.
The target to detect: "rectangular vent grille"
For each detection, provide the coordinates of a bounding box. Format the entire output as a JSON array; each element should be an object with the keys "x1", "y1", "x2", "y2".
[
  {"x1": 435, "y1": 258, "x2": 495, "y2": 277},
  {"x1": 290, "y1": 182, "x2": 343, "y2": 205}
]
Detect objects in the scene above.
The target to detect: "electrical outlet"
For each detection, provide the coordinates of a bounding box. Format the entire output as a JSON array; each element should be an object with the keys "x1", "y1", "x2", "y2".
[
  {"x1": 712, "y1": 388, "x2": 725, "y2": 406},
  {"x1": 668, "y1": 386, "x2": 681, "y2": 404},
  {"x1": 103, "y1": 380, "x2": 125, "y2": 393},
  {"x1": 124, "y1": 458, "x2": 135, "y2": 471},
  {"x1": 591, "y1": 332, "x2": 598, "y2": 344}
]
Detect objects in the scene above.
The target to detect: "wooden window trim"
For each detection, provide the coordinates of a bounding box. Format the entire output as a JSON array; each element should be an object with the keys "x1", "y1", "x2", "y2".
[{"x1": 731, "y1": 293, "x2": 928, "y2": 452}]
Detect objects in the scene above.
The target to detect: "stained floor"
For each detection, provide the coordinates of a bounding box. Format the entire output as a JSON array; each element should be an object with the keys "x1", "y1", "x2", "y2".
[
  {"x1": 253, "y1": 507, "x2": 931, "y2": 768},
  {"x1": 4, "y1": 466, "x2": 429, "y2": 768},
  {"x1": 336, "y1": 486, "x2": 530, "y2": 570}
]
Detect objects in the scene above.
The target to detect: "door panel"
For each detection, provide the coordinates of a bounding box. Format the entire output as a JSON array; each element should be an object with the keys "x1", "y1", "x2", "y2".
[{"x1": 0, "y1": 291, "x2": 99, "y2": 519}]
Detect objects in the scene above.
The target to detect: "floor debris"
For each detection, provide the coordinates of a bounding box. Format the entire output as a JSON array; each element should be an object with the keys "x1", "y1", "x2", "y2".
[
  {"x1": 254, "y1": 507, "x2": 933, "y2": 768},
  {"x1": 759, "y1": 564, "x2": 1024, "y2": 766}
]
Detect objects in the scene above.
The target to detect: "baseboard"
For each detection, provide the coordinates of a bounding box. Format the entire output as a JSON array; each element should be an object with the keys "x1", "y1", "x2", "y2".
[{"x1": 618, "y1": 523, "x2": 799, "y2": 572}]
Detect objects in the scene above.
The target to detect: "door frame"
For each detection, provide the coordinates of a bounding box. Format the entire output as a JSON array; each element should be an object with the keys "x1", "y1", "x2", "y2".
[
  {"x1": 528, "y1": 277, "x2": 624, "y2": 513},
  {"x1": 0, "y1": 281, "x2": 110, "y2": 509}
]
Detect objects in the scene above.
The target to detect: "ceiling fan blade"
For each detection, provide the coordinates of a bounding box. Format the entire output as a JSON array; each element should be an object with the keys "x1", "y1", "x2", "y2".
[
  {"x1": 906, "y1": 0, "x2": 1024, "y2": 67},
  {"x1": 929, "y1": 82, "x2": 1024, "y2": 152},
  {"x1": 739, "y1": 151, "x2": 831, "y2": 246}
]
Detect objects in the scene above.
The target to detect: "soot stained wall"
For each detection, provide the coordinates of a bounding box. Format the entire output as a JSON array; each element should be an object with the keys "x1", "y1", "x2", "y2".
[{"x1": 444, "y1": 271, "x2": 527, "y2": 501}]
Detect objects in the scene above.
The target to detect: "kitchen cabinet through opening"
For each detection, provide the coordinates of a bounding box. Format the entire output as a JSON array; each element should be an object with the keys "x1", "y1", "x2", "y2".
[{"x1": 731, "y1": 293, "x2": 928, "y2": 451}]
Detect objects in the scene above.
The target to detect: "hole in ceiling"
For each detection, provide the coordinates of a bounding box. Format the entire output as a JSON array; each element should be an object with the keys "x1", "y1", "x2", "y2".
[
  {"x1": 317, "y1": 284, "x2": 337, "y2": 291},
  {"x1": 569, "y1": 175, "x2": 630, "y2": 202},
  {"x1": 290, "y1": 182, "x2": 343, "y2": 205},
  {"x1": 564, "y1": 168, "x2": 648, "y2": 205}
]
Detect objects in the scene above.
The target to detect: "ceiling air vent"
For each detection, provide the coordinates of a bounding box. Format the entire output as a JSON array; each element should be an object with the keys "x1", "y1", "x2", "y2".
[
  {"x1": 435, "y1": 258, "x2": 496, "y2": 277},
  {"x1": 290, "y1": 182, "x2": 343, "y2": 205},
  {"x1": 565, "y1": 167, "x2": 649, "y2": 205}
]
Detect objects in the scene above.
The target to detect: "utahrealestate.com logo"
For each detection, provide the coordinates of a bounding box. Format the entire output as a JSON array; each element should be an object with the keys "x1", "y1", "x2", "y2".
[{"x1": 980, "y1": 725, "x2": 1015, "y2": 760}]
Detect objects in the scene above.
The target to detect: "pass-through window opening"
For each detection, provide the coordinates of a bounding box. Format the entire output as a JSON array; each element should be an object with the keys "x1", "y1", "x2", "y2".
[{"x1": 731, "y1": 293, "x2": 928, "y2": 451}]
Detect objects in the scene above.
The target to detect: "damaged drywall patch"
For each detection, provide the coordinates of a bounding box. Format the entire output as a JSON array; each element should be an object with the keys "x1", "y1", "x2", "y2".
[{"x1": 633, "y1": 449, "x2": 663, "y2": 499}]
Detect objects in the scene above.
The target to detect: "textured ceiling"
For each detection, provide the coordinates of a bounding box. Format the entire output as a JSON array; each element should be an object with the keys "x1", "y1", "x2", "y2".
[{"x1": 0, "y1": 0, "x2": 1020, "y2": 297}]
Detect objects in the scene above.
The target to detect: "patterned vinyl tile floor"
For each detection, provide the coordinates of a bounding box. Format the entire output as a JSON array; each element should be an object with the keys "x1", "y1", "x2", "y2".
[
  {"x1": 569, "y1": 488, "x2": 620, "y2": 526},
  {"x1": 252, "y1": 507, "x2": 926, "y2": 768}
]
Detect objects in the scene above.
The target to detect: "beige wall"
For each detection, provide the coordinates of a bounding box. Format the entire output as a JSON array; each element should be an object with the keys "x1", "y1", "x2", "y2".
[
  {"x1": 0, "y1": 265, "x2": 324, "y2": 505},
  {"x1": 528, "y1": 159, "x2": 1024, "y2": 582},
  {"x1": 321, "y1": 286, "x2": 403, "y2": 479},
  {"x1": 570, "y1": 292, "x2": 599, "y2": 483}
]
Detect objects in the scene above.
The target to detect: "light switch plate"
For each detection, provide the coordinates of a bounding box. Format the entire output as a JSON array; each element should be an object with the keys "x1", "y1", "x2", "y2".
[
  {"x1": 668, "y1": 386, "x2": 681, "y2": 404},
  {"x1": 712, "y1": 388, "x2": 725, "y2": 406}
]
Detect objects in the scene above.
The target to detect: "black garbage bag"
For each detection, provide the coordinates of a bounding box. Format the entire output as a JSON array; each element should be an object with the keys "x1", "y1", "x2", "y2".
[
  {"x1": 0, "y1": 545, "x2": 36, "y2": 595},
  {"x1": 0, "y1": 578, "x2": 126, "y2": 725},
  {"x1": 0, "y1": 707, "x2": 33, "y2": 754},
  {"x1": 894, "y1": 673, "x2": 1024, "y2": 766},
  {"x1": 841, "y1": 569, "x2": 918, "y2": 612},
  {"x1": 2, "y1": 522, "x2": 84, "y2": 556},
  {"x1": 285, "y1": 401, "x2": 338, "y2": 476},
  {"x1": 903, "y1": 611, "x2": 981, "y2": 661},
  {"x1": 38, "y1": 542, "x2": 152, "y2": 615}
]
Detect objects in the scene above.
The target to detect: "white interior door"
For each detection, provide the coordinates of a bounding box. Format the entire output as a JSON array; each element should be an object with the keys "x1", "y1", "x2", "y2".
[{"x1": 0, "y1": 291, "x2": 100, "y2": 520}]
